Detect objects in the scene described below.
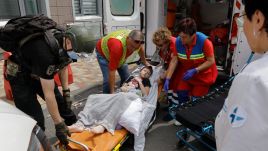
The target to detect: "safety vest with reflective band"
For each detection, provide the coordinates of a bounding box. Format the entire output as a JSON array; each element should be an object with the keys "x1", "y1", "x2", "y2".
[
  {"x1": 101, "y1": 29, "x2": 131, "y2": 67},
  {"x1": 175, "y1": 32, "x2": 218, "y2": 86},
  {"x1": 176, "y1": 32, "x2": 207, "y2": 61}
]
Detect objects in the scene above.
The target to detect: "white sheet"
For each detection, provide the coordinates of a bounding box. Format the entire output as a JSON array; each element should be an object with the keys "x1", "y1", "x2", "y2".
[{"x1": 132, "y1": 65, "x2": 161, "y2": 151}]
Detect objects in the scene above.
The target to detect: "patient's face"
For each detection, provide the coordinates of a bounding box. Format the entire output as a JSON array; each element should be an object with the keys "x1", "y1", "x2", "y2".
[{"x1": 140, "y1": 68, "x2": 151, "y2": 79}]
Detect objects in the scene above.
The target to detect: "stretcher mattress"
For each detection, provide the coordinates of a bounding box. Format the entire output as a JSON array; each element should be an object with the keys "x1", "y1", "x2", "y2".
[
  {"x1": 176, "y1": 92, "x2": 228, "y2": 133},
  {"x1": 67, "y1": 129, "x2": 128, "y2": 151}
]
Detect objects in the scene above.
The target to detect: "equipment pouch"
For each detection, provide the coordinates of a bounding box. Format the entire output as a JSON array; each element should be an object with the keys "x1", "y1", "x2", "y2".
[{"x1": 6, "y1": 60, "x2": 19, "y2": 77}]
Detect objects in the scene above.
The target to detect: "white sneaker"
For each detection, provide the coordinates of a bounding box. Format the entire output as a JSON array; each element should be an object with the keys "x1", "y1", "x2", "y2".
[{"x1": 174, "y1": 120, "x2": 181, "y2": 126}]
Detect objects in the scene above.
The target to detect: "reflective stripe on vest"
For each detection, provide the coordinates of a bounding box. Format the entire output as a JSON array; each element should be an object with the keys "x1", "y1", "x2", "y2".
[
  {"x1": 101, "y1": 29, "x2": 130, "y2": 67},
  {"x1": 176, "y1": 32, "x2": 207, "y2": 60}
]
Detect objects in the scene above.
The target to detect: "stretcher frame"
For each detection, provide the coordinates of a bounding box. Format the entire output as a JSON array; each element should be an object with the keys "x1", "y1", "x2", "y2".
[{"x1": 175, "y1": 76, "x2": 234, "y2": 151}]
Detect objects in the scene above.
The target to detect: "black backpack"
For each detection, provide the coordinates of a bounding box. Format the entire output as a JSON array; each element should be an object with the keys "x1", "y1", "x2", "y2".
[
  {"x1": 0, "y1": 14, "x2": 64, "y2": 54},
  {"x1": 0, "y1": 15, "x2": 72, "y2": 71}
]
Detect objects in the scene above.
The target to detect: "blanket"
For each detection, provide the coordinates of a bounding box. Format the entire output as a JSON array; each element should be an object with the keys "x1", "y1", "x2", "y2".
[{"x1": 77, "y1": 92, "x2": 140, "y2": 134}]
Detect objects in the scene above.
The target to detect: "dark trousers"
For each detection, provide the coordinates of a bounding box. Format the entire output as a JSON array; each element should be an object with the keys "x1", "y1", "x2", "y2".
[{"x1": 7, "y1": 72, "x2": 77, "y2": 130}]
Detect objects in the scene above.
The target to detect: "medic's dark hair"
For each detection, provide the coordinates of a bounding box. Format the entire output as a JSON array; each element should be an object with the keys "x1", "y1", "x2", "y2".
[
  {"x1": 244, "y1": 0, "x2": 268, "y2": 33},
  {"x1": 177, "y1": 18, "x2": 197, "y2": 36}
]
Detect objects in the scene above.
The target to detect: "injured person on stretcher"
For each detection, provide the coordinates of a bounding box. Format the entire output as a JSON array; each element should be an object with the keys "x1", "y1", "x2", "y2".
[{"x1": 68, "y1": 66, "x2": 153, "y2": 136}]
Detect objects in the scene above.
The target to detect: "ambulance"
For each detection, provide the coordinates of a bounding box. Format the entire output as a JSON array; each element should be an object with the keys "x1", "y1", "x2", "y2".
[
  {"x1": 0, "y1": 0, "x2": 261, "y2": 77},
  {"x1": 102, "y1": 0, "x2": 261, "y2": 75}
]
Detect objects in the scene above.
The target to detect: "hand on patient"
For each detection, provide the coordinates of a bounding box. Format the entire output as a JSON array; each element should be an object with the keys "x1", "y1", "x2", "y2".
[{"x1": 164, "y1": 78, "x2": 170, "y2": 93}]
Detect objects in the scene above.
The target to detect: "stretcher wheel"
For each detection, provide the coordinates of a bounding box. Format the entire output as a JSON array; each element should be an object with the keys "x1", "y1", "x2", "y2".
[{"x1": 177, "y1": 133, "x2": 190, "y2": 148}]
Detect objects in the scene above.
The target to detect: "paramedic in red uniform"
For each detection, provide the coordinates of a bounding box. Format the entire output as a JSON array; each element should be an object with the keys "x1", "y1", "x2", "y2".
[
  {"x1": 152, "y1": 27, "x2": 181, "y2": 107},
  {"x1": 165, "y1": 18, "x2": 218, "y2": 103},
  {"x1": 96, "y1": 29, "x2": 150, "y2": 94}
]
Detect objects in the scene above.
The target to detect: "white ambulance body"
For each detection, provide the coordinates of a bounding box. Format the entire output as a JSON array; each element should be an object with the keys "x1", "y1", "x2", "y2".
[
  {"x1": 103, "y1": 0, "x2": 260, "y2": 75},
  {"x1": 0, "y1": 0, "x2": 260, "y2": 74}
]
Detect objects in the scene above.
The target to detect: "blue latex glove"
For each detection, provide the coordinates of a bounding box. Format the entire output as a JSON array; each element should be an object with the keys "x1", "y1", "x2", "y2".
[
  {"x1": 183, "y1": 68, "x2": 197, "y2": 81},
  {"x1": 164, "y1": 78, "x2": 170, "y2": 93}
]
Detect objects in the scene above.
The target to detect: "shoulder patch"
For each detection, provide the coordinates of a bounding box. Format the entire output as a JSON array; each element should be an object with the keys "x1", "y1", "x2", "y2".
[
  {"x1": 228, "y1": 105, "x2": 247, "y2": 128},
  {"x1": 46, "y1": 65, "x2": 56, "y2": 76}
]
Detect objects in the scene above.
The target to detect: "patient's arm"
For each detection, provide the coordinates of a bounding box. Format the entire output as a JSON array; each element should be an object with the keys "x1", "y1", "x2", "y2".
[
  {"x1": 134, "y1": 77, "x2": 150, "y2": 96},
  {"x1": 120, "y1": 85, "x2": 128, "y2": 92}
]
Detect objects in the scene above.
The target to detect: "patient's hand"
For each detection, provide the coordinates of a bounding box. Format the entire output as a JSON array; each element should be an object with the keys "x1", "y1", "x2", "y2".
[{"x1": 120, "y1": 85, "x2": 128, "y2": 92}]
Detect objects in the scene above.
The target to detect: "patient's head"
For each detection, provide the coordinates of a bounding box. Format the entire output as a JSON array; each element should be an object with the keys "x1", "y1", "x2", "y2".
[{"x1": 140, "y1": 66, "x2": 153, "y2": 79}]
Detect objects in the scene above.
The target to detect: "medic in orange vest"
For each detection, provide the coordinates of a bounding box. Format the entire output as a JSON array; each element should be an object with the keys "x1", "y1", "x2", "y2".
[{"x1": 165, "y1": 18, "x2": 218, "y2": 104}]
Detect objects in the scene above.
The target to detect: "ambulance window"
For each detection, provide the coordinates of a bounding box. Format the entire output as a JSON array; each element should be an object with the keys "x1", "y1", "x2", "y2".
[
  {"x1": 110, "y1": 0, "x2": 134, "y2": 16},
  {"x1": 0, "y1": 0, "x2": 21, "y2": 20},
  {"x1": 24, "y1": 0, "x2": 41, "y2": 16},
  {"x1": 74, "y1": 0, "x2": 98, "y2": 16},
  {"x1": 0, "y1": 0, "x2": 41, "y2": 20}
]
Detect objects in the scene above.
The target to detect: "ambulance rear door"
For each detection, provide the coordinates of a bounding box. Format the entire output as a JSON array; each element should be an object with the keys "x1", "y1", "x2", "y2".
[
  {"x1": 102, "y1": 0, "x2": 141, "y2": 35},
  {"x1": 102, "y1": 0, "x2": 142, "y2": 63},
  {"x1": 229, "y1": 0, "x2": 263, "y2": 75}
]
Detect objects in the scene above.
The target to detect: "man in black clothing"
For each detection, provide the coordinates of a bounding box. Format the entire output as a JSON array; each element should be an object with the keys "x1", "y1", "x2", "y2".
[{"x1": 6, "y1": 33, "x2": 78, "y2": 145}]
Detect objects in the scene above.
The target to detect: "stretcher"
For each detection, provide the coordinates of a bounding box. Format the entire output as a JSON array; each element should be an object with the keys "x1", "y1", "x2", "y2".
[
  {"x1": 56, "y1": 129, "x2": 129, "y2": 151},
  {"x1": 175, "y1": 76, "x2": 233, "y2": 151},
  {"x1": 55, "y1": 65, "x2": 160, "y2": 151}
]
